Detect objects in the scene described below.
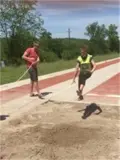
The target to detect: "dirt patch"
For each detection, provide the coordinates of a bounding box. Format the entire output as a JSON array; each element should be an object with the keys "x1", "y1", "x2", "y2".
[{"x1": 0, "y1": 102, "x2": 120, "y2": 160}]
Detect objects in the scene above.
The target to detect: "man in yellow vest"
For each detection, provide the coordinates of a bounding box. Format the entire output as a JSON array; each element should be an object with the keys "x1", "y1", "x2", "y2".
[{"x1": 72, "y1": 45, "x2": 96, "y2": 100}]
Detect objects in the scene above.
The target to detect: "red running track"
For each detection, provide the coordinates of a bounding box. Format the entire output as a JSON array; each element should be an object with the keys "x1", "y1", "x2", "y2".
[
  {"x1": 0, "y1": 58, "x2": 120, "y2": 104},
  {"x1": 88, "y1": 73, "x2": 120, "y2": 96}
]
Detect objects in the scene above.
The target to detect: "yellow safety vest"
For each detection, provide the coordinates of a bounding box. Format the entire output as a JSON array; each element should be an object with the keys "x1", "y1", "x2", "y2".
[{"x1": 77, "y1": 54, "x2": 92, "y2": 72}]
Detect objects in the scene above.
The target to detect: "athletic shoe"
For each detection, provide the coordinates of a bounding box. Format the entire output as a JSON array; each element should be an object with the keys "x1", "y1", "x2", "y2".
[{"x1": 78, "y1": 95, "x2": 84, "y2": 100}]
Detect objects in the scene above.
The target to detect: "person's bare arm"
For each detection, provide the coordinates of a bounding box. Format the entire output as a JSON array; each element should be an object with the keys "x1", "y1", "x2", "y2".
[
  {"x1": 22, "y1": 51, "x2": 33, "y2": 63},
  {"x1": 73, "y1": 62, "x2": 80, "y2": 82},
  {"x1": 32, "y1": 56, "x2": 40, "y2": 65},
  {"x1": 37, "y1": 56, "x2": 40, "y2": 63},
  {"x1": 91, "y1": 59, "x2": 96, "y2": 73}
]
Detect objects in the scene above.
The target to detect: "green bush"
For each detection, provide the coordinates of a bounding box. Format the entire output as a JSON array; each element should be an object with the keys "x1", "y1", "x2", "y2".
[
  {"x1": 87, "y1": 41, "x2": 109, "y2": 55},
  {"x1": 61, "y1": 48, "x2": 80, "y2": 60},
  {"x1": 61, "y1": 50, "x2": 72, "y2": 60},
  {"x1": 40, "y1": 50, "x2": 58, "y2": 62}
]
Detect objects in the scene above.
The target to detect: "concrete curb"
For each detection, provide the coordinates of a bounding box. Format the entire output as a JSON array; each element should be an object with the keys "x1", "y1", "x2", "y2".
[{"x1": 48, "y1": 99, "x2": 120, "y2": 107}]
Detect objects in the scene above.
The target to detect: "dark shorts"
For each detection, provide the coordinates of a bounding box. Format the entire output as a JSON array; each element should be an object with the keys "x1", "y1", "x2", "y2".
[
  {"x1": 78, "y1": 71, "x2": 91, "y2": 86},
  {"x1": 28, "y1": 67, "x2": 38, "y2": 82}
]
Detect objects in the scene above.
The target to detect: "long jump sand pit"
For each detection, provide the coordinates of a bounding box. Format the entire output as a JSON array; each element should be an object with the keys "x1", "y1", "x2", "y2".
[{"x1": 0, "y1": 101, "x2": 120, "y2": 160}]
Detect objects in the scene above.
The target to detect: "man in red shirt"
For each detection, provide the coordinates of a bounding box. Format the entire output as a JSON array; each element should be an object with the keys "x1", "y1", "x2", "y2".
[{"x1": 22, "y1": 42, "x2": 43, "y2": 98}]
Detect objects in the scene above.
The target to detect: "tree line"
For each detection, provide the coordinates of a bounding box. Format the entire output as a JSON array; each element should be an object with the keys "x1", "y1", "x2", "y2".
[{"x1": 0, "y1": 0, "x2": 119, "y2": 65}]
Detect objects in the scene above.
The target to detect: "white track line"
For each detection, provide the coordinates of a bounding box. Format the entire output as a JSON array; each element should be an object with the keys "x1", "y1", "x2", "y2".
[{"x1": 87, "y1": 93, "x2": 120, "y2": 98}]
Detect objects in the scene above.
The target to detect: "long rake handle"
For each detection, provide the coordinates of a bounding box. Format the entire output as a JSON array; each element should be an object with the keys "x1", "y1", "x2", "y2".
[{"x1": 16, "y1": 65, "x2": 32, "y2": 82}]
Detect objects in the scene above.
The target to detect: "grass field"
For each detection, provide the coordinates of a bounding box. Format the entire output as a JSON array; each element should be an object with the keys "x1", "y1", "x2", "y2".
[{"x1": 0, "y1": 52, "x2": 119, "y2": 85}]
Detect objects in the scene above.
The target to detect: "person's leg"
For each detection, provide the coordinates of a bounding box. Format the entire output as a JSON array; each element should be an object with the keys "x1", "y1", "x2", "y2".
[
  {"x1": 30, "y1": 81, "x2": 34, "y2": 96},
  {"x1": 28, "y1": 68, "x2": 35, "y2": 96},
  {"x1": 33, "y1": 68, "x2": 43, "y2": 98},
  {"x1": 34, "y1": 81, "x2": 40, "y2": 94},
  {"x1": 79, "y1": 84, "x2": 85, "y2": 99},
  {"x1": 79, "y1": 84, "x2": 84, "y2": 94},
  {"x1": 77, "y1": 84, "x2": 84, "y2": 98},
  {"x1": 78, "y1": 71, "x2": 92, "y2": 100},
  {"x1": 34, "y1": 81, "x2": 43, "y2": 98},
  {"x1": 77, "y1": 73, "x2": 85, "y2": 100}
]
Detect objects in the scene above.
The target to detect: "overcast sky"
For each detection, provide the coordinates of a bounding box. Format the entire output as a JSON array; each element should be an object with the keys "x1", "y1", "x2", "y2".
[{"x1": 35, "y1": 0, "x2": 120, "y2": 38}]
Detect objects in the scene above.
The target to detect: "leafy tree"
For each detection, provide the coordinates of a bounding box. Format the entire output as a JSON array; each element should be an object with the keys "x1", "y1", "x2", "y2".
[
  {"x1": 0, "y1": 0, "x2": 44, "y2": 38},
  {"x1": 40, "y1": 30, "x2": 52, "y2": 39},
  {"x1": 107, "y1": 24, "x2": 119, "y2": 52},
  {"x1": 0, "y1": 0, "x2": 44, "y2": 64},
  {"x1": 85, "y1": 22, "x2": 108, "y2": 55},
  {"x1": 48, "y1": 39, "x2": 64, "y2": 58},
  {"x1": 61, "y1": 49, "x2": 78, "y2": 60},
  {"x1": 40, "y1": 50, "x2": 58, "y2": 62},
  {"x1": 39, "y1": 30, "x2": 52, "y2": 52}
]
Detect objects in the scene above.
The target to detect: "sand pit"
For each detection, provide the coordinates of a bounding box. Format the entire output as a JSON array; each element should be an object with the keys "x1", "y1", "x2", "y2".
[{"x1": 0, "y1": 102, "x2": 120, "y2": 160}]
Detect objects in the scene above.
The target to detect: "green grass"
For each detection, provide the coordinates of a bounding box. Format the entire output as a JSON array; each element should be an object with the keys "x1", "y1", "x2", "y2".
[{"x1": 0, "y1": 52, "x2": 119, "y2": 85}]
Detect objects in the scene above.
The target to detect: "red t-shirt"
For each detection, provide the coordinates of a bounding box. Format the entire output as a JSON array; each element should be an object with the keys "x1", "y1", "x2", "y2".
[{"x1": 25, "y1": 48, "x2": 39, "y2": 68}]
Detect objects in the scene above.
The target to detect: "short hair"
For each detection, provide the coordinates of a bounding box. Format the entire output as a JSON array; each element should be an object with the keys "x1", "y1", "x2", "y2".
[
  {"x1": 33, "y1": 42, "x2": 39, "y2": 47},
  {"x1": 81, "y1": 45, "x2": 88, "y2": 51}
]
